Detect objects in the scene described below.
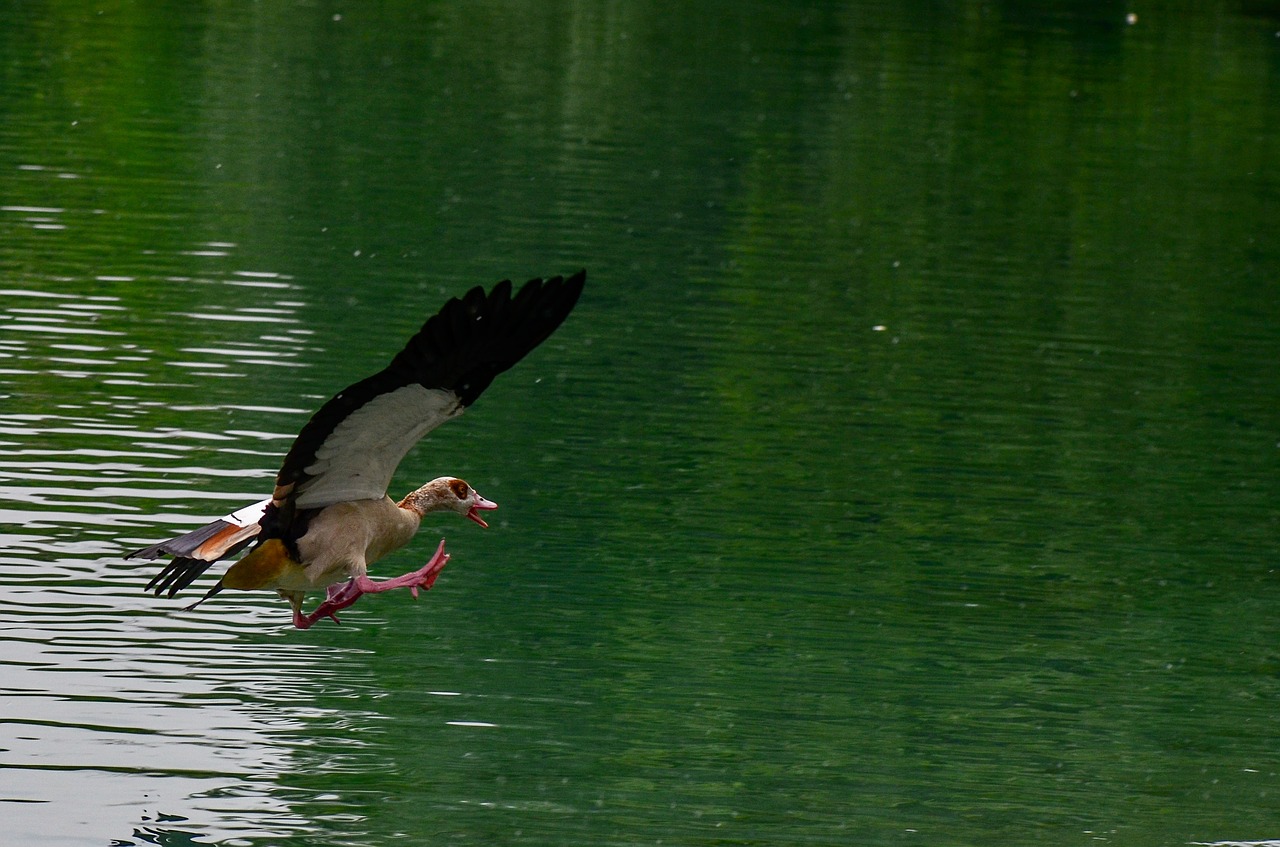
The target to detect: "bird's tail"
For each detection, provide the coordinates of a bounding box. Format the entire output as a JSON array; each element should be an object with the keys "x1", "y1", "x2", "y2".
[
  {"x1": 183, "y1": 581, "x2": 223, "y2": 612},
  {"x1": 131, "y1": 499, "x2": 269, "y2": 597}
]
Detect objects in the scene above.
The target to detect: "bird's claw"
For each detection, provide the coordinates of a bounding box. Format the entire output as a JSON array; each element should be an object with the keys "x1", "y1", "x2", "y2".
[{"x1": 412, "y1": 552, "x2": 450, "y2": 598}]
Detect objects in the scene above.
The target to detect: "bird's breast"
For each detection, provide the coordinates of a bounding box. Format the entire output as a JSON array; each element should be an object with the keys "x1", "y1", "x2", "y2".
[
  {"x1": 221, "y1": 538, "x2": 301, "y2": 590},
  {"x1": 296, "y1": 497, "x2": 420, "y2": 571}
]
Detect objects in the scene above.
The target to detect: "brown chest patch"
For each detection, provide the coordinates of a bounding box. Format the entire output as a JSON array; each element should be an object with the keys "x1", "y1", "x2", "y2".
[{"x1": 221, "y1": 538, "x2": 299, "y2": 590}]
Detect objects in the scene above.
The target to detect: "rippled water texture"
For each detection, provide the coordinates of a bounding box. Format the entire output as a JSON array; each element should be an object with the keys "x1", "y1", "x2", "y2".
[{"x1": 2, "y1": 3, "x2": 1279, "y2": 846}]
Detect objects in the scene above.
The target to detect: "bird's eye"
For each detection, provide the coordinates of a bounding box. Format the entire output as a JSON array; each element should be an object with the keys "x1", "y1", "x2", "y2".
[{"x1": 449, "y1": 479, "x2": 469, "y2": 499}]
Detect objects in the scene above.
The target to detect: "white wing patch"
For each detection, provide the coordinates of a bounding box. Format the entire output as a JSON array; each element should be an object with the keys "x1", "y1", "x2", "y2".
[
  {"x1": 295, "y1": 385, "x2": 463, "y2": 509},
  {"x1": 226, "y1": 498, "x2": 271, "y2": 528}
]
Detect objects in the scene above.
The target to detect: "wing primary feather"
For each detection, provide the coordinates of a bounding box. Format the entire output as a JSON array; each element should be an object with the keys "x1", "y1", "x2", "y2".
[
  {"x1": 130, "y1": 519, "x2": 233, "y2": 562},
  {"x1": 262, "y1": 271, "x2": 584, "y2": 543}
]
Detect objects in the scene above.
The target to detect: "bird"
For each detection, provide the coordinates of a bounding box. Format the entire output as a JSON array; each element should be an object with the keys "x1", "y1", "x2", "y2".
[{"x1": 128, "y1": 271, "x2": 585, "y2": 629}]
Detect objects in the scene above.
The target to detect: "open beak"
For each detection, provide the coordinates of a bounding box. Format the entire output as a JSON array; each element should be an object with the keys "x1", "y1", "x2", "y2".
[{"x1": 466, "y1": 495, "x2": 498, "y2": 528}]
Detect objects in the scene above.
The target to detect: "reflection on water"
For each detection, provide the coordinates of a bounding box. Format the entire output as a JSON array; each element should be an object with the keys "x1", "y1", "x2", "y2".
[
  {"x1": 2, "y1": 623, "x2": 353, "y2": 844},
  {"x1": 0, "y1": 277, "x2": 351, "y2": 844}
]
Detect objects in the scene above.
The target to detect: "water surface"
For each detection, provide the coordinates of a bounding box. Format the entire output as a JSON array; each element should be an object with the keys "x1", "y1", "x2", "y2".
[{"x1": 2, "y1": 2, "x2": 1278, "y2": 845}]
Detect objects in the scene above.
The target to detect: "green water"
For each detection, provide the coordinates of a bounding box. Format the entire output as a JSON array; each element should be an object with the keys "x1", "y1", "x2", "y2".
[{"x1": 2, "y1": 2, "x2": 1278, "y2": 845}]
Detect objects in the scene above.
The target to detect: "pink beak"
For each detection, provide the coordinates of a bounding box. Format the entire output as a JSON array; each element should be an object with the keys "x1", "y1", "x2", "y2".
[{"x1": 466, "y1": 495, "x2": 498, "y2": 528}]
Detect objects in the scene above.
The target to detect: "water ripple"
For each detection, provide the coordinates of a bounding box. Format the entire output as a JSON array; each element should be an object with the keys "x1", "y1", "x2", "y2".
[{"x1": 0, "y1": 272, "x2": 378, "y2": 844}]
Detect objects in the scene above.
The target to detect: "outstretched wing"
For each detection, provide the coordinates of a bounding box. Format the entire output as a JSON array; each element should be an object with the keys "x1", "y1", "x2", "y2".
[
  {"x1": 261, "y1": 271, "x2": 586, "y2": 543},
  {"x1": 133, "y1": 270, "x2": 585, "y2": 597}
]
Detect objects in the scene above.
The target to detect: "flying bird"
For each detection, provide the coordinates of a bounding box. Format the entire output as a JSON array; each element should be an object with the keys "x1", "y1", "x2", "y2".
[{"x1": 128, "y1": 271, "x2": 585, "y2": 629}]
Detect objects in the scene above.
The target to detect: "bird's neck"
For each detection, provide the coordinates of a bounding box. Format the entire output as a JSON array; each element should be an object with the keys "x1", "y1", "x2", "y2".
[{"x1": 396, "y1": 489, "x2": 446, "y2": 519}]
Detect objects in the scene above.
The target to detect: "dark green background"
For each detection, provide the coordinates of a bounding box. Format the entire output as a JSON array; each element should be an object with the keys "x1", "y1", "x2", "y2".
[{"x1": 1, "y1": 2, "x2": 1278, "y2": 845}]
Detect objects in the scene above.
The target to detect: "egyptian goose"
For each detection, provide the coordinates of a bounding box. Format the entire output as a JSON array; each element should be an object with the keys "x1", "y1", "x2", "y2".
[{"x1": 128, "y1": 271, "x2": 585, "y2": 629}]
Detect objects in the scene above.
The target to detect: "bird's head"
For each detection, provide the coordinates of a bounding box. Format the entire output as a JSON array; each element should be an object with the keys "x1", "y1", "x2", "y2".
[{"x1": 400, "y1": 477, "x2": 498, "y2": 527}]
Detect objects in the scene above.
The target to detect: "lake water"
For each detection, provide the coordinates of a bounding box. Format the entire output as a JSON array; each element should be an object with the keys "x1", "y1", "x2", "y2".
[{"x1": 2, "y1": 2, "x2": 1279, "y2": 845}]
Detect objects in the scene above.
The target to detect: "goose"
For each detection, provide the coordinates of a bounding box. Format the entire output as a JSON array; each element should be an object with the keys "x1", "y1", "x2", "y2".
[{"x1": 128, "y1": 271, "x2": 585, "y2": 629}]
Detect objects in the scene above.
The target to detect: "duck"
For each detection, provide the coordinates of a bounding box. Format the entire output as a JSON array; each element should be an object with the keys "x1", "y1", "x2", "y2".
[{"x1": 128, "y1": 271, "x2": 585, "y2": 629}]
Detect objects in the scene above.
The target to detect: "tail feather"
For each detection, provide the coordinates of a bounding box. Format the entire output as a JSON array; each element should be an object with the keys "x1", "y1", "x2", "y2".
[
  {"x1": 145, "y1": 536, "x2": 255, "y2": 598},
  {"x1": 132, "y1": 501, "x2": 269, "y2": 597},
  {"x1": 183, "y1": 581, "x2": 224, "y2": 612},
  {"x1": 146, "y1": 556, "x2": 209, "y2": 597}
]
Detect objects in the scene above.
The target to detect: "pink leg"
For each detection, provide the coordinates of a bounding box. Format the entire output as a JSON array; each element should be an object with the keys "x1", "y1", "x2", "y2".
[
  {"x1": 293, "y1": 582, "x2": 362, "y2": 629},
  {"x1": 293, "y1": 539, "x2": 450, "y2": 629},
  {"x1": 351, "y1": 538, "x2": 451, "y2": 599}
]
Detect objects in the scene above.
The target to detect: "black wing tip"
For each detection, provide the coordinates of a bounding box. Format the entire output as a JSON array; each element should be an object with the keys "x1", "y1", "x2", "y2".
[
  {"x1": 562, "y1": 268, "x2": 587, "y2": 291},
  {"x1": 535, "y1": 270, "x2": 586, "y2": 322},
  {"x1": 451, "y1": 270, "x2": 586, "y2": 405},
  {"x1": 274, "y1": 269, "x2": 586, "y2": 494},
  {"x1": 524, "y1": 268, "x2": 586, "y2": 305},
  {"x1": 390, "y1": 269, "x2": 586, "y2": 402},
  {"x1": 461, "y1": 270, "x2": 585, "y2": 326}
]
